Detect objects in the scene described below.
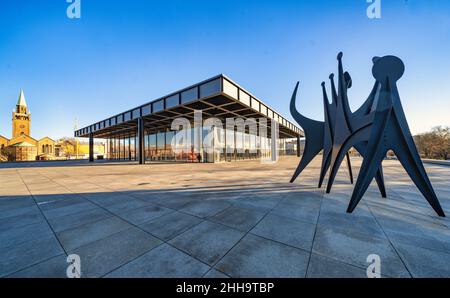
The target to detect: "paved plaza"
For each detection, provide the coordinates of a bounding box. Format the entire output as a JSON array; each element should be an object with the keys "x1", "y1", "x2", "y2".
[{"x1": 1, "y1": 157, "x2": 450, "y2": 278}]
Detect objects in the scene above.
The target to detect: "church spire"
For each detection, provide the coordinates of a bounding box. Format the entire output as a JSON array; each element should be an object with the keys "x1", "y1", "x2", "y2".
[
  {"x1": 12, "y1": 89, "x2": 31, "y2": 138},
  {"x1": 17, "y1": 90, "x2": 27, "y2": 108}
]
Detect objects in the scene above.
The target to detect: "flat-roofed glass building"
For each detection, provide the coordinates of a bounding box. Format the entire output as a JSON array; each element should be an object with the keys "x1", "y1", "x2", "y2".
[{"x1": 74, "y1": 75, "x2": 303, "y2": 163}]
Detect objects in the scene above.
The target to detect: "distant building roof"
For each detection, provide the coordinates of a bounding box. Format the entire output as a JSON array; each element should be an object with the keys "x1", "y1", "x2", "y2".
[
  {"x1": 38, "y1": 136, "x2": 55, "y2": 142},
  {"x1": 12, "y1": 141, "x2": 35, "y2": 147}
]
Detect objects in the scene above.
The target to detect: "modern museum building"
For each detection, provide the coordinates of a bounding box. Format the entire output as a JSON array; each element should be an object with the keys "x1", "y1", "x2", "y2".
[{"x1": 74, "y1": 75, "x2": 303, "y2": 164}]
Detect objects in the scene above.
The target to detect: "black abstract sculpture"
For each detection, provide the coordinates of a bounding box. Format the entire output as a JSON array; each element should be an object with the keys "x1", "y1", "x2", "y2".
[
  {"x1": 289, "y1": 79, "x2": 353, "y2": 186},
  {"x1": 324, "y1": 54, "x2": 386, "y2": 198},
  {"x1": 318, "y1": 73, "x2": 354, "y2": 189},
  {"x1": 290, "y1": 52, "x2": 445, "y2": 217}
]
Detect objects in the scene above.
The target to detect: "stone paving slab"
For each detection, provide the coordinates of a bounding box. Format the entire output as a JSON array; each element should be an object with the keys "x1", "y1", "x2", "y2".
[
  {"x1": 103, "y1": 198, "x2": 153, "y2": 215},
  {"x1": 209, "y1": 206, "x2": 266, "y2": 232},
  {"x1": 230, "y1": 195, "x2": 283, "y2": 212},
  {"x1": 139, "y1": 211, "x2": 203, "y2": 241},
  {"x1": 250, "y1": 213, "x2": 315, "y2": 251},
  {"x1": 204, "y1": 268, "x2": 229, "y2": 278},
  {"x1": 56, "y1": 216, "x2": 133, "y2": 251},
  {"x1": 37, "y1": 195, "x2": 87, "y2": 211},
  {"x1": 7, "y1": 254, "x2": 68, "y2": 278},
  {"x1": 82, "y1": 193, "x2": 139, "y2": 207},
  {"x1": 42, "y1": 201, "x2": 98, "y2": 219},
  {"x1": 180, "y1": 200, "x2": 231, "y2": 218},
  {"x1": 312, "y1": 225, "x2": 411, "y2": 278},
  {"x1": 0, "y1": 196, "x2": 35, "y2": 213},
  {"x1": 0, "y1": 234, "x2": 64, "y2": 277},
  {"x1": 106, "y1": 244, "x2": 209, "y2": 278},
  {"x1": 116, "y1": 204, "x2": 174, "y2": 225},
  {"x1": 0, "y1": 204, "x2": 40, "y2": 222},
  {"x1": 69, "y1": 227, "x2": 162, "y2": 277},
  {"x1": 150, "y1": 194, "x2": 202, "y2": 210},
  {"x1": 281, "y1": 191, "x2": 323, "y2": 205},
  {"x1": 394, "y1": 242, "x2": 450, "y2": 277},
  {"x1": 47, "y1": 207, "x2": 112, "y2": 233},
  {"x1": 0, "y1": 212, "x2": 45, "y2": 231},
  {"x1": 306, "y1": 254, "x2": 368, "y2": 278},
  {"x1": 169, "y1": 221, "x2": 244, "y2": 266},
  {"x1": 317, "y1": 209, "x2": 386, "y2": 239},
  {"x1": 215, "y1": 234, "x2": 310, "y2": 277},
  {"x1": 0, "y1": 221, "x2": 54, "y2": 249},
  {"x1": 270, "y1": 202, "x2": 320, "y2": 224}
]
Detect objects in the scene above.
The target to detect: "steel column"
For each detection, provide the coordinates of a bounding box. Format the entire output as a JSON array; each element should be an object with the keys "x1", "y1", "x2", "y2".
[
  {"x1": 137, "y1": 117, "x2": 145, "y2": 164},
  {"x1": 89, "y1": 133, "x2": 94, "y2": 162}
]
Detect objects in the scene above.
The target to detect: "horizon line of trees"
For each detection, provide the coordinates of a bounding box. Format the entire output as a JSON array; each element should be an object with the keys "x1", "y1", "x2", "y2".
[{"x1": 414, "y1": 126, "x2": 450, "y2": 160}]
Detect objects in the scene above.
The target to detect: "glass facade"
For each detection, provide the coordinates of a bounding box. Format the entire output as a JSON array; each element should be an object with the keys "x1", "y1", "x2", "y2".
[
  {"x1": 105, "y1": 124, "x2": 298, "y2": 163},
  {"x1": 107, "y1": 133, "x2": 137, "y2": 161}
]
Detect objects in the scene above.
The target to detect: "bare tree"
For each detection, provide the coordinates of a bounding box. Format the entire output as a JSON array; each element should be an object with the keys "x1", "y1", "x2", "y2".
[
  {"x1": 415, "y1": 126, "x2": 450, "y2": 160},
  {"x1": 58, "y1": 137, "x2": 78, "y2": 159}
]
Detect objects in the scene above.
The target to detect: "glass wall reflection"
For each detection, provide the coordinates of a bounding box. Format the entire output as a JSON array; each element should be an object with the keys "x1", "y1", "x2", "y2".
[{"x1": 106, "y1": 123, "x2": 299, "y2": 163}]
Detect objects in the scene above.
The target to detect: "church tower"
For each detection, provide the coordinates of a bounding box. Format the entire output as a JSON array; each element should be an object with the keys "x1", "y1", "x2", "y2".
[{"x1": 12, "y1": 90, "x2": 31, "y2": 138}]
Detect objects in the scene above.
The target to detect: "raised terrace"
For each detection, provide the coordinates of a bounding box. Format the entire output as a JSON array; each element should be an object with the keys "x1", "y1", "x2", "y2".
[{"x1": 1, "y1": 156, "x2": 450, "y2": 277}]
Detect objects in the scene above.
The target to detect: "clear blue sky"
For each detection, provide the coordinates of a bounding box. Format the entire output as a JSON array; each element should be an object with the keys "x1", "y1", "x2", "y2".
[{"x1": 1, "y1": 0, "x2": 449, "y2": 140}]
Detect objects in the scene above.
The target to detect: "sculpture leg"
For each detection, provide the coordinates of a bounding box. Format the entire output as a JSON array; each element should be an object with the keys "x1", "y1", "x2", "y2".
[
  {"x1": 289, "y1": 82, "x2": 325, "y2": 184},
  {"x1": 347, "y1": 109, "x2": 391, "y2": 213},
  {"x1": 326, "y1": 143, "x2": 353, "y2": 193},
  {"x1": 347, "y1": 147, "x2": 387, "y2": 213},
  {"x1": 290, "y1": 143, "x2": 322, "y2": 183},
  {"x1": 346, "y1": 152, "x2": 353, "y2": 184},
  {"x1": 393, "y1": 132, "x2": 445, "y2": 217},
  {"x1": 318, "y1": 148, "x2": 332, "y2": 188},
  {"x1": 374, "y1": 167, "x2": 387, "y2": 198},
  {"x1": 354, "y1": 142, "x2": 386, "y2": 198},
  {"x1": 325, "y1": 127, "x2": 372, "y2": 194}
]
